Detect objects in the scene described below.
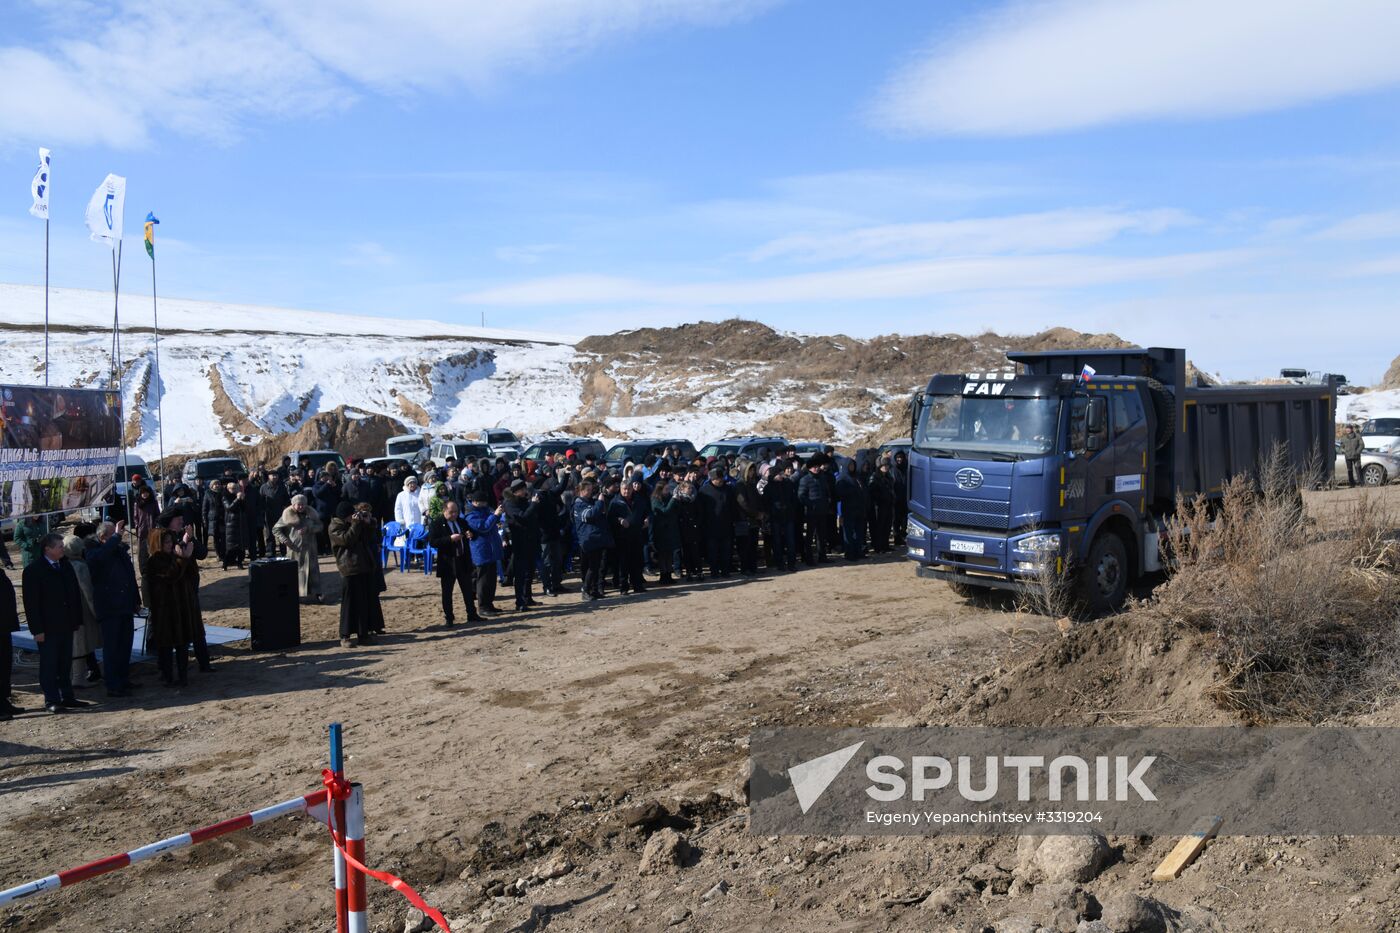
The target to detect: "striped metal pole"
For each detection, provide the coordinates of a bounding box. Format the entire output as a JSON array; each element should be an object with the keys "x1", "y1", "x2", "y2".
[
  {"x1": 346, "y1": 783, "x2": 368, "y2": 933},
  {"x1": 330, "y1": 723, "x2": 348, "y2": 933},
  {"x1": 0, "y1": 789, "x2": 331, "y2": 907}
]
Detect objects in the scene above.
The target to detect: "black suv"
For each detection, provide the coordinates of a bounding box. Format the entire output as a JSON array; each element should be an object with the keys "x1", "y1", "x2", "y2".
[{"x1": 603, "y1": 438, "x2": 697, "y2": 469}]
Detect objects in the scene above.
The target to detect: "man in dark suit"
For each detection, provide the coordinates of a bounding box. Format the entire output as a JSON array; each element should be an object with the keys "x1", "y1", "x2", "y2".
[
  {"x1": 428, "y1": 500, "x2": 481, "y2": 627},
  {"x1": 1, "y1": 567, "x2": 23, "y2": 720},
  {"x1": 21, "y1": 533, "x2": 90, "y2": 713}
]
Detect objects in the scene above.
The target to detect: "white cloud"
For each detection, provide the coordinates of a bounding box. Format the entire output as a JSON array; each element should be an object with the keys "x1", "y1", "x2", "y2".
[
  {"x1": 1, "y1": 0, "x2": 778, "y2": 148},
  {"x1": 1338, "y1": 254, "x2": 1400, "y2": 278},
  {"x1": 874, "y1": 0, "x2": 1400, "y2": 136},
  {"x1": 494, "y1": 244, "x2": 562, "y2": 265},
  {"x1": 340, "y1": 242, "x2": 397, "y2": 268},
  {"x1": 458, "y1": 249, "x2": 1257, "y2": 307},
  {"x1": 1313, "y1": 211, "x2": 1400, "y2": 241},
  {"x1": 748, "y1": 207, "x2": 1192, "y2": 263}
]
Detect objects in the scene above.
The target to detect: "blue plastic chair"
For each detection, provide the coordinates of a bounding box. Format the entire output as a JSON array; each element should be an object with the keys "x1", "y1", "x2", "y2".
[
  {"x1": 381, "y1": 521, "x2": 405, "y2": 570},
  {"x1": 405, "y1": 523, "x2": 433, "y2": 574}
]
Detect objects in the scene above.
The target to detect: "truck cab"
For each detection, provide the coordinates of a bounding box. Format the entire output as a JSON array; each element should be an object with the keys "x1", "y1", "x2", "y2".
[{"x1": 905, "y1": 347, "x2": 1334, "y2": 612}]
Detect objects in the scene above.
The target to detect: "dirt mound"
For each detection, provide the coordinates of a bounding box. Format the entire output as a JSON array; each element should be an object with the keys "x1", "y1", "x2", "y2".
[
  {"x1": 151, "y1": 406, "x2": 406, "y2": 478},
  {"x1": 751, "y1": 410, "x2": 833, "y2": 442},
  {"x1": 920, "y1": 612, "x2": 1231, "y2": 728},
  {"x1": 573, "y1": 322, "x2": 1134, "y2": 447},
  {"x1": 553, "y1": 418, "x2": 618, "y2": 438},
  {"x1": 1383, "y1": 352, "x2": 1400, "y2": 390},
  {"x1": 578, "y1": 318, "x2": 802, "y2": 361},
  {"x1": 248, "y1": 405, "x2": 406, "y2": 466}
]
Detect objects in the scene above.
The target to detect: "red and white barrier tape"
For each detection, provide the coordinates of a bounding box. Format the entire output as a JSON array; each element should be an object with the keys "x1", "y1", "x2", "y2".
[
  {"x1": 321, "y1": 770, "x2": 449, "y2": 932},
  {"x1": 0, "y1": 789, "x2": 331, "y2": 906}
]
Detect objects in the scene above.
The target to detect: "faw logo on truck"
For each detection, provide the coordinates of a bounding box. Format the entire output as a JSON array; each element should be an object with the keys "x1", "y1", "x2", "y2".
[
  {"x1": 961, "y1": 372, "x2": 1014, "y2": 396},
  {"x1": 954, "y1": 468, "x2": 984, "y2": 490}
]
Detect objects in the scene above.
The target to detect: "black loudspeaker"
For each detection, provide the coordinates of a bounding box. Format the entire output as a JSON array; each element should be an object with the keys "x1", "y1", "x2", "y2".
[{"x1": 248, "y1": 558, "x2": 300, "y2": 650}]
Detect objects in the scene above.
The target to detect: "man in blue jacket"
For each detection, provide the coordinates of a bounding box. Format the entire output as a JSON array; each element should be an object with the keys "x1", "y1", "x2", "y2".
[
  {"x1": 464, "y1": 490, "x2": 505, "y2": 615},
  {"x1": 86, "y1": 520, "x2": 142, "y2": 696},
  {"x1": 570, "y1": 480, "x2": 613, "y2": 601}
]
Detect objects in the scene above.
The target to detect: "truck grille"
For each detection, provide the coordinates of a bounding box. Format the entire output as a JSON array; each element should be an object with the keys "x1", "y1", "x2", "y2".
[{"x1": 932, "y1": 495, "x2": 1011, "y2": 530}]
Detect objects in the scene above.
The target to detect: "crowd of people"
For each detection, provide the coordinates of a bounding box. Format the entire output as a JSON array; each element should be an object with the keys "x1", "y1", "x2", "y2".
[{"x1": 2, "y1": 443, "x2": 912, "y2": 717}]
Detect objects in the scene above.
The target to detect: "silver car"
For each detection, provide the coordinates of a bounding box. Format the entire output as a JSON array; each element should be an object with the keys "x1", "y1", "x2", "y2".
[{"x1": 1335, "y1": 442, "x2": 1400, "y2": 487}]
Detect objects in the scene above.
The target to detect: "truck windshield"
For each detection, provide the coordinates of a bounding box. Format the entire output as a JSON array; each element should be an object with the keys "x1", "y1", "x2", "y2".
[{"x1": 915, "y1": 394, "x2": 1059, "y2": 458}]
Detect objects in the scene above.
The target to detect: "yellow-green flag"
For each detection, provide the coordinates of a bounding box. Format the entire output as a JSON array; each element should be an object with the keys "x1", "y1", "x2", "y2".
[{"x1": 144, "y1": 212, "x2": 159, "y2": 258}]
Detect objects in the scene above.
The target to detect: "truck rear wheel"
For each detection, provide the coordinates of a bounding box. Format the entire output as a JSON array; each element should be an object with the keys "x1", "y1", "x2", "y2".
[{"x1": 1076, "y1": 532, "x2": 1129, "y2": 614}]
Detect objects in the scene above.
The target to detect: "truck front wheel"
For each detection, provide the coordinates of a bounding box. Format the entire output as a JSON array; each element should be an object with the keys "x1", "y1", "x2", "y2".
[{"x1": 1076, "y1": 532, "x2": 1129, "y2": 614}]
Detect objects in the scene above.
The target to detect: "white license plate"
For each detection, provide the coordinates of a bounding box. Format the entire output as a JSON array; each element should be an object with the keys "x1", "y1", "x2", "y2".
[{"x1": 949, "y1": 539, "x2": 984, "y2": 555}]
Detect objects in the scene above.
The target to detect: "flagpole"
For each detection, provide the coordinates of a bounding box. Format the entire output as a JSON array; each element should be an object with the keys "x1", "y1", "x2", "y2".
[
  {"x1": 110, "y1": 244, "x2": 122, "y2": 388},
  {"x1": 150, "y1": 248, "x2": 165, "y2": 487},
  {"x1": 43, "y1": 217, "x2": 50, "y2": 386}
]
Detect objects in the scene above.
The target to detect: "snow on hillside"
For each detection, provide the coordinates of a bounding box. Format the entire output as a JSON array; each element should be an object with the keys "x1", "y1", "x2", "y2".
[
  {"x1": 0, "y1": 283, "x2": 581, "y2": 344},
  {"x1": 1339, "y1": 389, "x2": 1400, "y2": 423},
  {"x1": 1, "y1": 285, "x2": 587, "y2": 458}
]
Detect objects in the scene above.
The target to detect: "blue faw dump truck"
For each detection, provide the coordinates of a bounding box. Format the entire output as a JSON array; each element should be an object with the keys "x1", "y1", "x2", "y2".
[{"x1": 904, "y1": 347, "x2": 1337, "y2": 611}]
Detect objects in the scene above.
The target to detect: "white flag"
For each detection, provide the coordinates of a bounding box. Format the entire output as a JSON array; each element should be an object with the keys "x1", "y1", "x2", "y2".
[
  {"x1": 85, "y1": 173, "x2": 126, "y2": 246},
  {"x1": 29, "y1": 148, "x2": 51, "y2": 220}
]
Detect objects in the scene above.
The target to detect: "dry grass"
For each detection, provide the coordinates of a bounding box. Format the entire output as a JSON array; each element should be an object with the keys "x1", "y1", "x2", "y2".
[{"x1": 1152, "y1": 451, "x2": 1400, "y2": 722}]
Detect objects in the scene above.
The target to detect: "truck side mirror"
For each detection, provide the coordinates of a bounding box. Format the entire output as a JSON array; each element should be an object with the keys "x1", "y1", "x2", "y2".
[
  {"x1": 1086, "y1": 397, "x2": 1107, "y2": 435},
  {"x1": 1086, "y1": 433, "x2": 1104, "y2": 452}
]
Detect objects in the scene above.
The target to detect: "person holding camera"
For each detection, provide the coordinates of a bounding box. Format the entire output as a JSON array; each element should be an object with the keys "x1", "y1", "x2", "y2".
[{"x1": 329, "y1": 501, "x2": 383, "y2": 647}]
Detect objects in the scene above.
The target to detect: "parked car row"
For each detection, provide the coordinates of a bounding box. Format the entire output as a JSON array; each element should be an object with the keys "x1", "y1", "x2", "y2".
[{"x1": 165, "y1": 431, "x2": 910, "y2": 492}]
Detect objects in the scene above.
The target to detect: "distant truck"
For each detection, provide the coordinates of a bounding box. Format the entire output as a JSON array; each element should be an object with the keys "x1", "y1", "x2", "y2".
[{"x1": 904, "y1": 347, "x2": 1336, "y2": 612}]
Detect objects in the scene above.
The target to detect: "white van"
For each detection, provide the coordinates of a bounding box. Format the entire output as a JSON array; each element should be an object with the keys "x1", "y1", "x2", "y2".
[{"x1": 385, "y1": 434, "x2": 431, "y2": 465}]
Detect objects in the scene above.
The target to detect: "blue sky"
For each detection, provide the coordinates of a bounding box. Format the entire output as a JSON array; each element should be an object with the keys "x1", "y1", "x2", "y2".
[{"x1": 2, "y1": 0, "x2": 1400, "y2": 381}]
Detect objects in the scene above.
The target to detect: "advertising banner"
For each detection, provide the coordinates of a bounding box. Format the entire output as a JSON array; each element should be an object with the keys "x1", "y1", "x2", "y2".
[{"x1": 0, "y1": 384, "x2": 123, "y2": 519}]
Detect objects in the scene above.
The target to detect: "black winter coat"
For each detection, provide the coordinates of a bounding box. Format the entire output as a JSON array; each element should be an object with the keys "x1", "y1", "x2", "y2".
[
  {"x1": 697, "y1": 482, "x2": 736, "y2": 538},
  {"x1": 797, "y1": 471, "x2": 829, "y2": 515},
  {"x1": 835, "y1": 470, "x2": 869, "y2": 518},
  {"x1": 222, "y1": 489, "x2": 251, "y2": 551},
  {"x1": 0, "y1": 572, "x2": 18, "y2": 634},
  {"x1": 260, "y1": 481, "x2": 292, "y2": 525},
  {"x1": 503, "y1": 495, "x2": 542, "y2": 551},
  {"x1": 763, "y1": 476, "x2": 799, "y2": 522},
  {"x1": 85, "y1": 536, "x2": 140, "y2": 618},
  {"x1": 21, "y1": 556, "x2": 83, "y2": 636}
]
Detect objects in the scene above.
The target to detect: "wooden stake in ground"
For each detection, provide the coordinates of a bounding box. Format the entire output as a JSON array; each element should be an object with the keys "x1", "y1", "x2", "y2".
[{"x1": 1152, "y1": 815, "x2": 1223, "y2": 882}]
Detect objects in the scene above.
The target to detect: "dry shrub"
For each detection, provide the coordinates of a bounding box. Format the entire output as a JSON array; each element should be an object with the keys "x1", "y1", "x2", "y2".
[
  {"x1": 1152, "y1": 451, "x2": 1400, "y2": 722},
  {"x1": 1013, "y1": 551, "x2": 1077, "y2": 621}
]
